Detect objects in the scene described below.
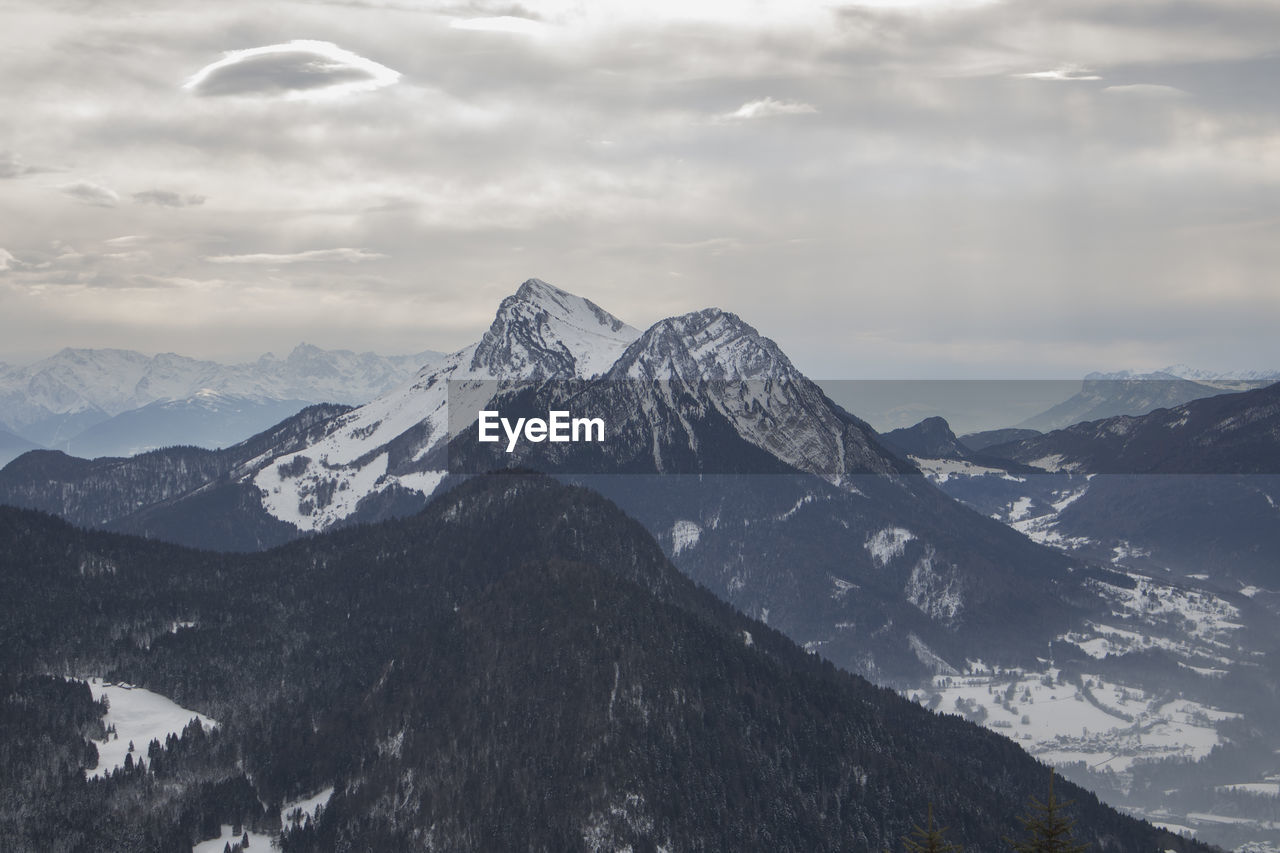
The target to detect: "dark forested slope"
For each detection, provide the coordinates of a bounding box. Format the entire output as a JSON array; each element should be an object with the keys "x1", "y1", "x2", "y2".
[{"x1": 0, "y1": 473, "x2": 1208, "y2": 852}]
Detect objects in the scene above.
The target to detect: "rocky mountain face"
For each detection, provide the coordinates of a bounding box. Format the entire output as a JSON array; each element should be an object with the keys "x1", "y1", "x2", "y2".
[{"x1": 0, "y1": 474, "x2": 1205, "y2": 852}]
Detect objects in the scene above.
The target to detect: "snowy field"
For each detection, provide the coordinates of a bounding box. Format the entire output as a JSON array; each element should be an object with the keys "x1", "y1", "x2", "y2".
[
  {"x1": 914, "y1": 666, "x2": 1232, "y2": 774},
  {"x1": 85, "y1": 678, "x2": 217, "y2": 779}
]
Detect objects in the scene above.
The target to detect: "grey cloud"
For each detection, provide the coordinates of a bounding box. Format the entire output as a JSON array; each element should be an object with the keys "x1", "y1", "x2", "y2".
[
  {"x1": 1, "y1": 152, "x2": 53, "y2": 179},
  {"x1": 59, "y1": 181, "x2": 120, "y2": 207},
  {"x1": 133, "y1": 189, "x2": 207, "y2": 207},
  {"x1": 1, "y1": 0, "x2": 1277, "y2": 376},
  {"x1": 192, "y1": 53, "x2": 370, "y2": 96}
]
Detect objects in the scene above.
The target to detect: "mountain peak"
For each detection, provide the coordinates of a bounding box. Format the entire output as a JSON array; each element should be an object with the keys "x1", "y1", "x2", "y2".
[
  {"x1": 611, "y1": 307, "x2": 795, "y2": 383},
  {"x1": 880, "y1": 416, "x2": 970, "y2": 460},
  {"x1": 512, "y1": 278, "x2": 632, "y2": 335},
  {"x1": 469, "y1": 279, "x2": 639, "y2": 379}
]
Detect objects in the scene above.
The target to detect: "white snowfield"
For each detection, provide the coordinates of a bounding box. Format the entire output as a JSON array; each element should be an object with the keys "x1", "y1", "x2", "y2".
[
  {"x1": 911, "y1": 455, "x2": 1021, "y2": 484},
  {"x1": 84, "y1": 678, "x2": 217, "y2": 780},
  {"x1": 80, "y1": 672, "x2": 336, "y2": 852},
  {"x1": 919, "y1": 666, "x2": 1234, "y2": 774}
]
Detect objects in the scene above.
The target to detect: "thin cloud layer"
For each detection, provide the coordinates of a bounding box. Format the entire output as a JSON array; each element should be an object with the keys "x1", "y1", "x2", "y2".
[
  {"x1": 203, "y1": 248, "x2": 387, "y2": 265},
  {"x1": 450, "y1": 15, "x2": 551, "y2": 35},
  {"x1": 133, "y1": 189, "x2": 207, "y2": 207},
  {"x1": 1103, "y1": 84, "x2": 1189, "y2": 98},
  {"x1": 1, "y1": 152, "x2": 52, "y2": 179},
  {"x1": 184, "y1": 40, "x2": 401, "y2": 99},
  {"x1": 1016, "y1": 65, "x2": 1103, "y2": 81},
  {"x1": 720, "y1": 98, "x2": 819, "y2": 121}
]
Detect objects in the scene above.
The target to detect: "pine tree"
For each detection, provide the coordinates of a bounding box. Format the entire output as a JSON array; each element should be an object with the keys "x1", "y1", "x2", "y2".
[
  {"x1": 903, "y1": 804, "x2": 962, "y2": 852},
  {"x1": 1007, "y1": 773, "x2": 1088, "y2": 853}
]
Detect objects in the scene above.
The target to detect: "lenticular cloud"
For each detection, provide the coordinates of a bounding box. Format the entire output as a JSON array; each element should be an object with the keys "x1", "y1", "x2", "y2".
[{"x1": 184, "y1": 40, "x2": 400, "y2": 99}]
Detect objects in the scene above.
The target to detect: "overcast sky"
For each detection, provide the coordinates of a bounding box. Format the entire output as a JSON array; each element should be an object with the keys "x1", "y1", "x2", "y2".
[{"x1": 1, "y1": 0, "x2": 1277, "y2": 378}]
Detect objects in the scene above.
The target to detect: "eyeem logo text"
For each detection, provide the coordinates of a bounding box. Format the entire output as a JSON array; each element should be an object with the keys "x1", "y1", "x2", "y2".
[{"x1": 478, "y1": 410, "x2": 606, "y2": 453}]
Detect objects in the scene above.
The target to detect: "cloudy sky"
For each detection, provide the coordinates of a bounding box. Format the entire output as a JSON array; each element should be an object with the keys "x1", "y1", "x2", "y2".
[{"x1": 1, "y1": 0, "x2": 1277, "y2": 378}]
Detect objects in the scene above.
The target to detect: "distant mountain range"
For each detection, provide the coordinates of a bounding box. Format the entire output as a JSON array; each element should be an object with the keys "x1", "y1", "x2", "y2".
[
  {"x1": 895, "y1": 383, "x2": 1280, "y2": 586},
  {"x1": 1015, "y1": 366, "x2": 1279, "y2": 432},
  {"x1": 0, "y1": 343, "x2": 443, "y2": 463},
  {"x1": 960, "y1": 382, "x2": 1280, "y2": 589}
]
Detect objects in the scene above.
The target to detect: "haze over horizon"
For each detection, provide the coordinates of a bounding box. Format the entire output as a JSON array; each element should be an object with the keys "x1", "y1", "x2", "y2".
[{"x1": 2, "y1": 0, "x2": 1277, "y2": 379}]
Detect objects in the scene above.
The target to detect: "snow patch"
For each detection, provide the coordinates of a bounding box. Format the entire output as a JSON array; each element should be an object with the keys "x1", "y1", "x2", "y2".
[
  {"x1": 865, "y1": 527, "x2": 916, "y2": 567},
  {"x1": 910, "y1": 456, "x2": 1008, "y2": 483},
  {"x1": 830, "y1": 575, "x2": 859, "y2": 600},
  {"x1": 1008, "y1": 496, "x2": 1034, "y2": 521},
  {"x1": 1028, "y1": 454, "x2": 1077, "y2": 473},
  {"x1": 904, "y1": 549, "x2": 962, "y2": 624},
  {"x1": 670, "y1": 519, "x2": 702, "y2": 556}
]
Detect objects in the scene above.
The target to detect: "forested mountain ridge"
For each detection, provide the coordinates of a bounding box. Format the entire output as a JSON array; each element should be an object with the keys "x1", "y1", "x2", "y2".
[
  {"x1": 0, "y1": 402, "x2": 351, "y2": 550},
  {"x1": 0, "y1": 473, "x2": 1206, "y2": 852}
]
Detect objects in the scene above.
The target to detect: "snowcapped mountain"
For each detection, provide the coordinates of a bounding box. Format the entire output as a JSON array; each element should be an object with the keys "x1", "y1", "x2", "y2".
[
  {"x1": 470, "y1": 278, "x2": 639, "y2": 379},
  {"x1": 290, "y1": 285, "x2": 1090, "y2": 676},
  {"x1": 605, "y1": 308, "x2": 904, "y2": 480},
  {"x1": 0, "y1": 343, "x2": 442, "y2": 456},
  {"x1": 1135, "y1": 364, "x2": 1280, "y2": 384},
  {"x1": 253, "y1": 279, "x2": 641, "y2": 531}
]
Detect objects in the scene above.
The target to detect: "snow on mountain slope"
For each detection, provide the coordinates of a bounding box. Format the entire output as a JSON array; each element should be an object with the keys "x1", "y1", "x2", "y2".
[{"x1": 254, "y1": 280, "x2": 640, "y2": 531}]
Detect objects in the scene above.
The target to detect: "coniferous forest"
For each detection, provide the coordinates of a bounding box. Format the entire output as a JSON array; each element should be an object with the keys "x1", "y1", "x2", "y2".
[{"x1": 0, "y1": 472, "x2": 1212, "y2": 851}]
